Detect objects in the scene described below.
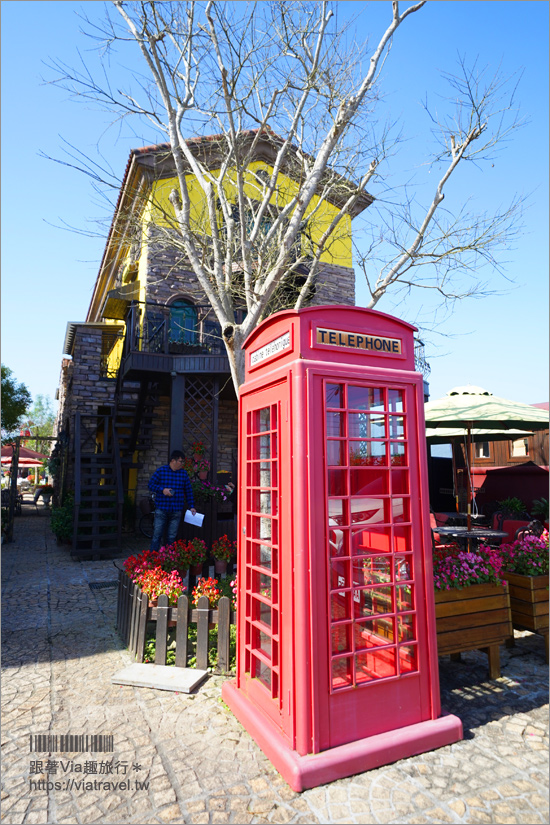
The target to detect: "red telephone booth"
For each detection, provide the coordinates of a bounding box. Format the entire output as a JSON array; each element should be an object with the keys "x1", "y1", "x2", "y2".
[{"x1": 222, "y1": 306, "x2": 462, "y2": 791}]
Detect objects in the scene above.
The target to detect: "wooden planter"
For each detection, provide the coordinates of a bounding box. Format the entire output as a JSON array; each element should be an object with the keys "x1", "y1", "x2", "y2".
[
  {"x1": 116, "y1": 571, "x2": 236, "y2": 672},
  {"x1": 505, "y1": 572, "x2": 549, "y2": 661},
  {"x1": 435, "y1": 583, "x2": 513, "y2": 679}
]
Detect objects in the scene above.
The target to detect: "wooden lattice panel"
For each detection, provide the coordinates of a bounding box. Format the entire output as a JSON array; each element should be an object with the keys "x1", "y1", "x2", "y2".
[{"x1": 183, "y1": 377, "x2": 214, "y2": 461}]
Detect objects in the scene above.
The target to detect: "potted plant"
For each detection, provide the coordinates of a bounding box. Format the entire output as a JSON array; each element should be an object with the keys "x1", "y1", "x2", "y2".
[
  {"x1": 36, "y1": 483, "x2": 54, "y2": 505},
  {"x1": 191, "y1": 577, "x2": 222, "y2": 608},
  {"x1": 181, "y1": 456, "x2": 195, "y2": 475},
  {"x1": 496, "y1": 497, "x2": 529, "y2": 519},
  {"x1": 159, "y1": 539, "x2": 191, "y2": 578},
  {"x1": 190, "y1": 479, "x2": 232, "y2": 507},
  {"x1": 124, "y1": 549, "x2": 163, "y2": 581},
  {"x1": 211, "y1": 534, "x2": 237, "y2": 574},
  {"x1": 191, "y1": 440, "x2": 206, "y2": 460},
  {"x1": 432, "y1": 543, "x2": 512, "y2": 678},
  {"x1": 531, "y1": 497, "x2": 549, "y2": 526},
  {"x1": 195, "y1": 456, "x2": 210, "y2": 480},
  {"x1": 499, "y1": 529, "x2": 549, "y2": 660},
  {"x1": 186, "y1": 537, "x2": 208, "y2": 574}
]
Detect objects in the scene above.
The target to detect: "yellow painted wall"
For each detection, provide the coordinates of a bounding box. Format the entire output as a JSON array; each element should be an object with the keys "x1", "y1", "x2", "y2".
[
  {"x1": 105, "y1": 333, "x2": 124, "y2": 375},
  {"x1": 100, "y1": 158, "x2": 353, "y2": 329},
  {"x1": 146, "y1": 161, "x2": 353, "y2": 267}
]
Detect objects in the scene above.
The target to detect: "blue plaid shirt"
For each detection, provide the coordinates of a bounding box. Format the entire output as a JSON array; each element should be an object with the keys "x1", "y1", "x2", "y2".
[{"x1": 148, "y1": 465, "x2": 195, "y2": 513}]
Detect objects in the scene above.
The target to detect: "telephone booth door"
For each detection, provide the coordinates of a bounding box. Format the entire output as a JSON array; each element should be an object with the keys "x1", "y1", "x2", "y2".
[
  {"x1": 312, "y1": 376, "x2": 433, "y2": 748},
  {"x1": 236, "y1": 379, "x2": 293, "y2": 741}
]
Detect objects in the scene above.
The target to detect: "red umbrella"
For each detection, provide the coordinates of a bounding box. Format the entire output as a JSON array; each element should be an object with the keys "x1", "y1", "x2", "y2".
[{"x1": 1, "y1": 445, "x2": 48, "y2": 466}]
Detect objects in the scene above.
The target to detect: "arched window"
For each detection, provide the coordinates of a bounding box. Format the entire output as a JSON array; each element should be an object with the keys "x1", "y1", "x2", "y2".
[{"x1": 169, "y1": 299, "x2": 197, "y2": 345}]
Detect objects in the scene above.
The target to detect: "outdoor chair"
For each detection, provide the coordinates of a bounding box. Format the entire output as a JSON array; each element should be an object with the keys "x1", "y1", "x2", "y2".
[
  {"x1": 500, "y1": 519, "x2": 530, "y2": 543},
  {"x1": 515, "y1": 520, "x2": 545, "y2": 541},
  {"x1": 429, "y1": 511, "x2": 459, "y2": 553}
]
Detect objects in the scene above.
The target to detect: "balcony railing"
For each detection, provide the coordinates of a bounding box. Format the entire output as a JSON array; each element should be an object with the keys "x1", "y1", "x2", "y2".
[{"x1": 123, "y1": 302, "x2": 226, "y2": 359}]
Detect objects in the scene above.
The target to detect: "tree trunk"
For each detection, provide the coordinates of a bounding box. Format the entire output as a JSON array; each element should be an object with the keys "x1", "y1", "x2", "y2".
[{"x1": 224, "y1": 328, "x2": 247, "y2": 391}]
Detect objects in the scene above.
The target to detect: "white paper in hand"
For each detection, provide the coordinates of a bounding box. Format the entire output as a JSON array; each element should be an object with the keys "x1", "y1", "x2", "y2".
[{"x1": 184, "y1": 510, "x2": 204, "y2": 527}]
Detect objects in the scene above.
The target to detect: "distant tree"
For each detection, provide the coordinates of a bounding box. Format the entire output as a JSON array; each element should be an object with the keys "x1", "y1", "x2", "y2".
[
  {"x1": 20, "y1": 395, "x2": 57, "y2": 455},
  {"x1": 1, "y1": 365, "x2": 32, "y2": 442}
]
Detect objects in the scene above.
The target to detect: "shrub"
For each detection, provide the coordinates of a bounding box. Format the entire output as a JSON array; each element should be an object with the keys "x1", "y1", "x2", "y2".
[
  {"x1": 499, "y1": 529, "x2": 549, "y2": 577},
  {"x1": 50, "y1": 494, "x2": 74, "y2": 540}
]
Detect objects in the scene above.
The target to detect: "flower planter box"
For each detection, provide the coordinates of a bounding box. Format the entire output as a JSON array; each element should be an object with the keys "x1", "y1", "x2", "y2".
[
  {"x1": 435, "y1": 583, "x2": 513, "y2": 679},
  {"x1": 116, "y1": 571, "x2": 236, "y2": 673},
  {"x1": 505, "y1": 572, "x2": 549, "y2": 661}
]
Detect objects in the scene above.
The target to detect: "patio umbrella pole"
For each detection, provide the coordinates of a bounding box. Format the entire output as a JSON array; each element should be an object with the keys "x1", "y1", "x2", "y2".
[
  {"x1": 466, "y1": 424, "x2": 473, "y2": 544},
  {"x1": 451, "y1": 441, "x2": 460, "y2": 513}
]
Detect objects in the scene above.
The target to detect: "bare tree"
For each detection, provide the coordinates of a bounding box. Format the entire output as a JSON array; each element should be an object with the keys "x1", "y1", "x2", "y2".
[
  {"x1": 47, "y1": 1, "x2": 523, "y2": 389},
  {"x1": 354, "y1": 57, "x2": 525, "y2": 318}
]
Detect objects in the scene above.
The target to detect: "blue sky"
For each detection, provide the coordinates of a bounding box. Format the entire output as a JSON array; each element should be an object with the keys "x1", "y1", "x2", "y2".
[{"x1": 1, "y1": 1, "x2": 548, "y2": 409}]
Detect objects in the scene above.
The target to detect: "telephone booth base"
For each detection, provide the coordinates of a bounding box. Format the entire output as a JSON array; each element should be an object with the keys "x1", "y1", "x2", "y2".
[{"x1": 222, "y1": 680, "x2": 462, "y2": 792}]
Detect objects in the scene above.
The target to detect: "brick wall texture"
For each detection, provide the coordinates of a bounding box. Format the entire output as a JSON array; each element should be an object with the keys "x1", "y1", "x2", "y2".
[{"x1": 56, "y1": 227, "x2": 355, "y2": 508}]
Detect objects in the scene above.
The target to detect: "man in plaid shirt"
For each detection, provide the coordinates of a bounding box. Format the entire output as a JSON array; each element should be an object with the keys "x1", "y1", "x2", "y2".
[{"x1": 148, "y1": 450, "x2": 196, "y2": 551}]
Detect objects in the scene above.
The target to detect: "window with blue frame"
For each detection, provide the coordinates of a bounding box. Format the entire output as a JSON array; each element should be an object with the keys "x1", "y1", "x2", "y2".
[{"x1": 169, "y1": 299, "x2": 198, "y2": 345}]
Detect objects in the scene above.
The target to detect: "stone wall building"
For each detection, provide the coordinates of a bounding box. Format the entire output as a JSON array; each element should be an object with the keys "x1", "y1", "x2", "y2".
[{"x1": 53, "y1": 130, "x2": 372, "y2": 554}]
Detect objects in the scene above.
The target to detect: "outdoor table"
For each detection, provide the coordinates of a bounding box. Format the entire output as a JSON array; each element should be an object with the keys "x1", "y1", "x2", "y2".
[
  {"x1": 437, "y1": 512, "x2": 489, "y2": 526},
  {"x1": 459, "y1": 512, "x2": 489, "y2": 523},
  {"x1": 433, "y1": 525, "x2": 508, "y2": 550}
]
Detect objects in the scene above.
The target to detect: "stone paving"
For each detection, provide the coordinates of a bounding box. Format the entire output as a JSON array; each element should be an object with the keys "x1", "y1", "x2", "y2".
[{"x1": 1, "y1": 505, "x2": 548, "y2": 825}]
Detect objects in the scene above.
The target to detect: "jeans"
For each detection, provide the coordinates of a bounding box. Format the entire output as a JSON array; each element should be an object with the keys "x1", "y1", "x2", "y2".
[{"x1": 151, "y1": 509, "x2": 182, "y2": 552}]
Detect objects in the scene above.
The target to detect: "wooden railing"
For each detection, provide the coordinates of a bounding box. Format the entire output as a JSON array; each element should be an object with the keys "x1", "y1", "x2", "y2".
[
  {"x1": 116, "y1": 570, "x2": 236, "y2": 673},
  {"x1": 123, "y1": 302, "x2": 225, "y2": 358}
]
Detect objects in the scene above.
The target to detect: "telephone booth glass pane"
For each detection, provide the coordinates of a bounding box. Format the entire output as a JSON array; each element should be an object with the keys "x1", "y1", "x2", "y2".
[
  {"x1": 325, "y1": 382, "x2": 419, "y2": 690},
  {"x1": 245, "y1": 403, "x2": 280, "y2": 699}
]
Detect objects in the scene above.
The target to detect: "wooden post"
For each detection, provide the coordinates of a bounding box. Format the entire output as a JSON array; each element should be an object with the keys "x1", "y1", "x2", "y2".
[
  {"x1": 217, "y1": 596, "x2": 231, "y2": 673},
  {"x1": 466, "y1": 424, "x2": 473, "y2": 534},
  {"x1": 196, "y1": 595, "x2": 210, "y2": 670},
  {"x1": 135, "y1": 591, "x2": 149, "y2": 663},
  {"x1": 175, "y1": 594, "x2": 189, "y2": 668},
  {"x1": 129, "y1": 584, "x2": 141, "y2": 655},
  {"x1": 116, "y1": 569, "x2": 123, "y2": 631},
  {"x1": 169, "y1": 374, "x2": 186, "y2": 456},
  {"x1": 486, "y1": 645, "x2": 501, "y2": 680},
  {"x1": 155, "y1": 594, "x2": 169, "y2": 665}
]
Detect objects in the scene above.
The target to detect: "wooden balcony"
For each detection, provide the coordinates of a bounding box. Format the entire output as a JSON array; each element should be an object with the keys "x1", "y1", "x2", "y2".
[
  {"x1": 119, "y1": 303, "x2": 231, "y2": 378},
  {"x1": 121, "y1": 349, "x2": 230, "y2": 377}
]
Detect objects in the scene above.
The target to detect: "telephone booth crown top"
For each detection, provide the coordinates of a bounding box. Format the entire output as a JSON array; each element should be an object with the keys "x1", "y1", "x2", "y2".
[{"x1": 243, "y1": 305, "x2": 417, "y2": 381}]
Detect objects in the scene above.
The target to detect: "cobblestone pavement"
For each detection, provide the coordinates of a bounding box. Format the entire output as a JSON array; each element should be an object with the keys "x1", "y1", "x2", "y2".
[{"x1": 1, "y1": 508, "x2": 548, "y2": 824}]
